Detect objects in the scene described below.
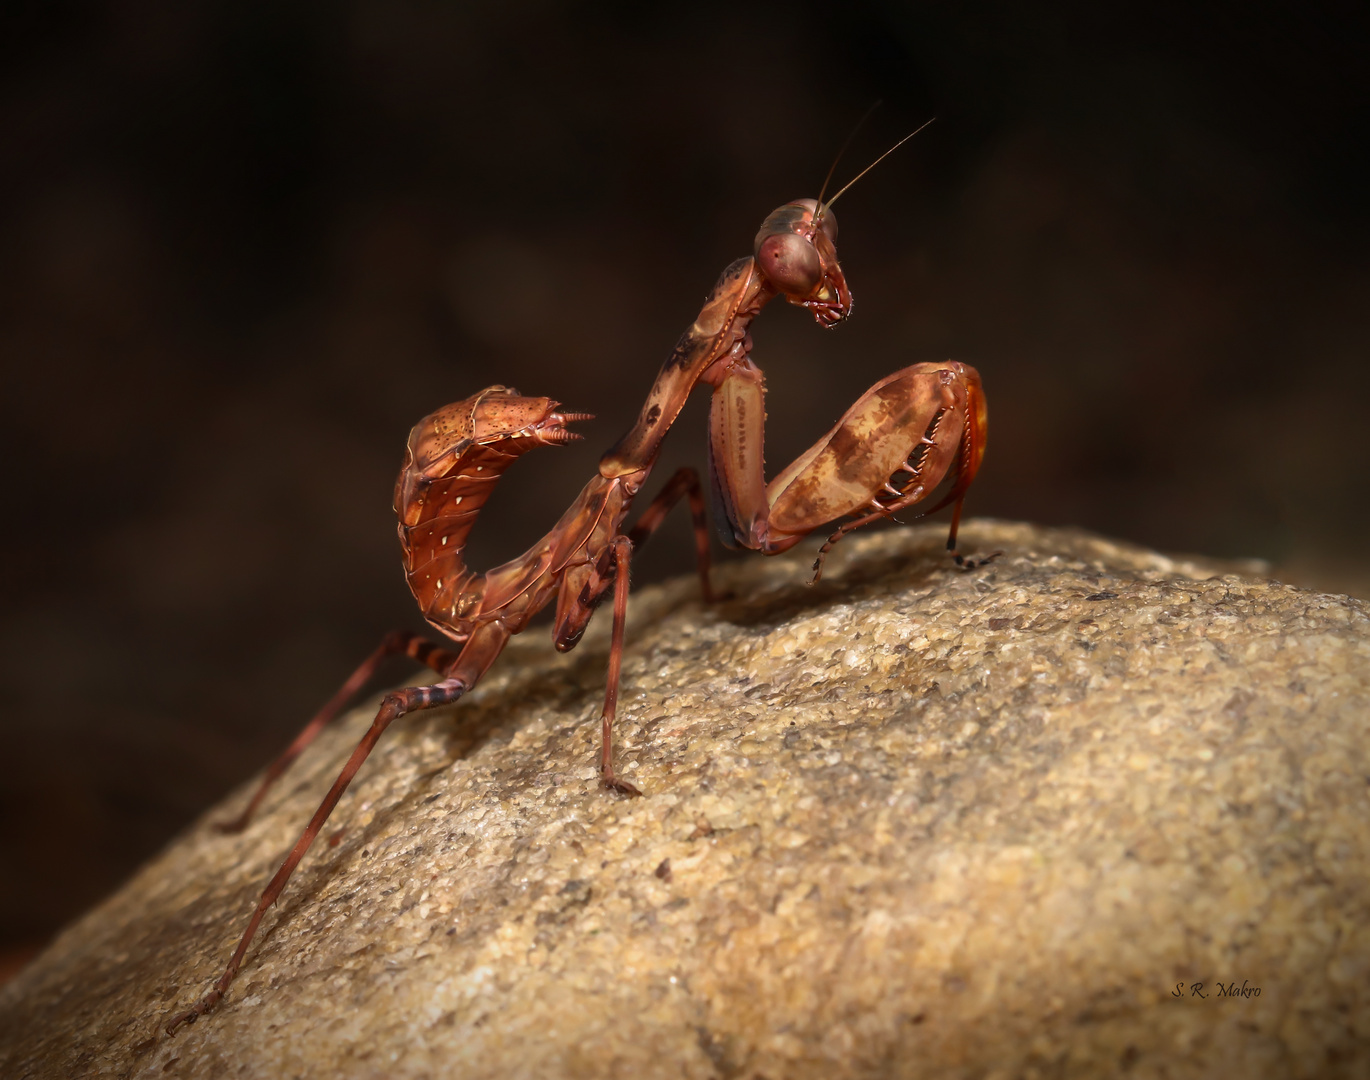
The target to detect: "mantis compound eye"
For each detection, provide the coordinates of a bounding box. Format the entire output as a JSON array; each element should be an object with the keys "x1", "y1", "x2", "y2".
[{"x1": 756, "y1": 231, "x2": 822, "y2": 296}]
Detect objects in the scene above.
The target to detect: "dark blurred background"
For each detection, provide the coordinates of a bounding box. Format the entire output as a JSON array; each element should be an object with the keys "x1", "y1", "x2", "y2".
[{"x1": 2, "y1": 0, "x2": 1366, "y2": 972}]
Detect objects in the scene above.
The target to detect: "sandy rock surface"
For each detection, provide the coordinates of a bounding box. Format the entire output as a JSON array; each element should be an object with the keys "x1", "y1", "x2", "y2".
[{"x1": 1, "y1": 520, "x2": 1367, "y2": 1079}]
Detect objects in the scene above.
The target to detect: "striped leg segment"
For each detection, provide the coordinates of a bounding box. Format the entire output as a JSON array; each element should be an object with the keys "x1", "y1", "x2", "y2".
[
  {"x1": 598, "y1": 535, "x2": 641, "y2": 796},
  {"x1": 215, "y1": 630, "x2": 460, "y2": 833}
]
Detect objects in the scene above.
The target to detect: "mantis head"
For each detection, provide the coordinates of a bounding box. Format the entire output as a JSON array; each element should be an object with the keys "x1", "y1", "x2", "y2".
[
  {"x1": 754, "y1": 117, "x2": 935, "y2": 328},
  {"x1": 753, "y1": 198, "x2": 852, "y2": 328}
]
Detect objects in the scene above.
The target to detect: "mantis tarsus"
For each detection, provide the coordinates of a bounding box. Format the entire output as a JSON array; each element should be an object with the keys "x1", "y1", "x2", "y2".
[{"x1": 166, "y1": 173, "x2": 988, "y2": 1035}]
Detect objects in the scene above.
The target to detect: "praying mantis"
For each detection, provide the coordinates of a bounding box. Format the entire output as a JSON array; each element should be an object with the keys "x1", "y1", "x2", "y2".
[{"x1": 166, "y1": 138, "x2": 988, "y2": 1034}]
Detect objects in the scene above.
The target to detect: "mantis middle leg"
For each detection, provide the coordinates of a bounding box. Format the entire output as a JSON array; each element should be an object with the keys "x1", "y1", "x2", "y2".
[{"x1": 549, "y1": 466, "x2": 717, "y2": 794}]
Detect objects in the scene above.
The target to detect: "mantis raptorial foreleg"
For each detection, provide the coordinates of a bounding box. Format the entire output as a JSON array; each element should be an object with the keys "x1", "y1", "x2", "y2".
[{"x1": 704, "y1": 356, "x2": 988, "y2": 582}]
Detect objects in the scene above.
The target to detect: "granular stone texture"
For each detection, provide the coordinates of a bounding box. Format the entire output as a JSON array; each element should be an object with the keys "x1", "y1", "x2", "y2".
[{"x1": 2, "y1": 520, "x2": 1367, "y2": 1079}]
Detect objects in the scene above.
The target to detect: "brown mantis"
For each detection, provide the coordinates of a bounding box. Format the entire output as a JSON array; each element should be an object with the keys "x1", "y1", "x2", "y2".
[{"x1": 166, "y1": 159, "x2": 988, "y2": 1035}]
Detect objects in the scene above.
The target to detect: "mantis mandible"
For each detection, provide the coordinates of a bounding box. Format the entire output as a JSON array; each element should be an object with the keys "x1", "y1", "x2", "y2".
[{"x1": 166, "y1": 143, "x2": 988, "y2": 1034}]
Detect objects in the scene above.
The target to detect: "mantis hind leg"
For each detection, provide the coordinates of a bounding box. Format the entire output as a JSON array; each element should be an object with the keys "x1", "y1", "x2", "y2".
[
  {"x1": 166, "y1": 621, "x2": 509, "y2": 1035},
  {"x1": 215, "y1": 630, "x2": 461, "y2": 833}
]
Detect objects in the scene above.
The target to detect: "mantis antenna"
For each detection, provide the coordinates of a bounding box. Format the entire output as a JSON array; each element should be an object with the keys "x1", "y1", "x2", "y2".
[
  {"x1": 816, "y1": 116, "x2": 937, "y2": 223},
  {"x1": 814, "y1": 101, "x2": 884, "y2": 217}
]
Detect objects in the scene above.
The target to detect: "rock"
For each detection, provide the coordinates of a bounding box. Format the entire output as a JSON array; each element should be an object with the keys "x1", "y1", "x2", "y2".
[{"x1": 2, "y1": 520, "x2": 1367, "y2": 1079}]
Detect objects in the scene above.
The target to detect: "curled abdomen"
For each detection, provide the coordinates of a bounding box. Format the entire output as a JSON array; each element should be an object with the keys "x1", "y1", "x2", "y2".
[{"x1": 393, "y1": 387, "x2": 590, "y2": 640}]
